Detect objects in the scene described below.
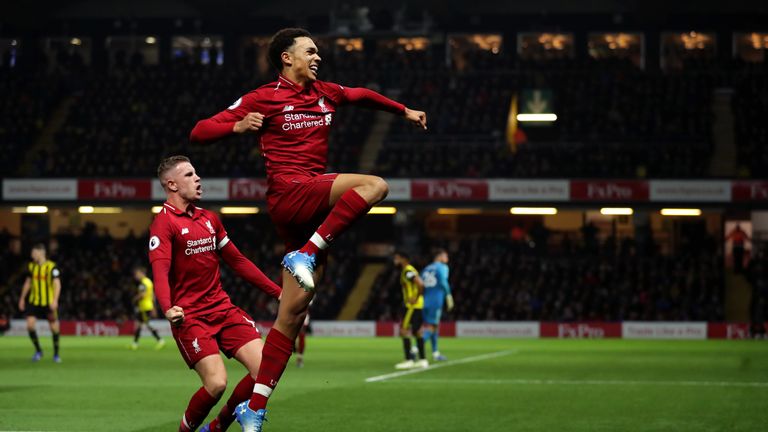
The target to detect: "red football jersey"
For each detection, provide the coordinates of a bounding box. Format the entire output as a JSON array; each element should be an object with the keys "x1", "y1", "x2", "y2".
[
  {"x1": 195, "y1": 75, "x2": 405, "y2": 182},
  {"x1": 148, "y1": 202, "x2": 234, "y2": 317}
]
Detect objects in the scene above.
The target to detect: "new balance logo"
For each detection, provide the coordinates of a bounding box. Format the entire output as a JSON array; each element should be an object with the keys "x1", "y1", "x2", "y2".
[
  {"x1": 243, "y1": 315, "x2": 256, "y2": 328},
  {"x1": 282, "y1": 105, "x2": 294, "y2": 112},
  {"x1": 181, "y1": 227, "x2": 189, "y2": 235},
  {"x1": 192, "y1": 338, "x2": 201, "y2": 354}
]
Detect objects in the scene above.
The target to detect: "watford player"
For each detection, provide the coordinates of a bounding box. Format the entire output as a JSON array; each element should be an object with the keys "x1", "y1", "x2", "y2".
[
  {"x1": 130, "y1": 266, "x2": 165, "y2": 350},
  {"x1": 18, "y1": 243, "x2": 62, "y2": 363},
  {"x1": 393, "y1": 250, "x2": 428, "y2": 370}
]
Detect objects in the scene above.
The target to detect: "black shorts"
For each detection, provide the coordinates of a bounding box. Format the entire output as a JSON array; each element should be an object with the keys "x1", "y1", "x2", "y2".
[
  {"x1": 26, "y1": 304, "x2": 57, "y2": 321},
  {"x1": 400, "y1": 307, "x2": 423, "y2": 333},
  {"x1": 135, "y1": 309, "x2": 151, "y2": 323}
]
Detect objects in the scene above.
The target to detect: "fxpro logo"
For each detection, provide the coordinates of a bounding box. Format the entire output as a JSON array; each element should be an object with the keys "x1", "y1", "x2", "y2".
[
  {"x1": 586, "y1": 183, "x2": 633, "y2": 200},
  {"x1": 426, "y1": 182, "x2": 475, "y2": 199},
  {"x1": 93, "y1": 181, "x2": 138, "y2": 198},
  {"x1": 558, "y1": 324, "x2": 605, "y2": 339}
]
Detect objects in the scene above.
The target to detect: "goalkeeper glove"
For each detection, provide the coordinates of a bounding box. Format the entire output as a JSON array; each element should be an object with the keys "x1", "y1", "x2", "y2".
[{"x1": 446, "y1": 294, "x2": 455, "y2": 311}]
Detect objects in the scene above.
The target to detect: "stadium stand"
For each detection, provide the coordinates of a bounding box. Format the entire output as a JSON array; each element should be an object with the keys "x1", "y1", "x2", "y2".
[{"x1": 359, "y1": 230, "x2": 725, "y2": 322}]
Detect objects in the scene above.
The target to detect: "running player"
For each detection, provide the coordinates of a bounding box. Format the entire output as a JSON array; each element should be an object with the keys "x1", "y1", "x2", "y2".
[
  {"x1": 421, "y1": 249, "x2": 454, "y2": 362},
  {"x1": 18, "y1": 243, "x2": 62, "y2": 363},
  {"x1": 190, "y1": 28, "x2": 427, "y2": 430},
  {"x1": 149, "y1": 156, "x2": 282, "y2": 432},
  {"x1": 393, "y1": 250, "x2": 427, "y2": 370},
  {"x1": 129, "y1": 266, "x2": 165, "y2": 350}
]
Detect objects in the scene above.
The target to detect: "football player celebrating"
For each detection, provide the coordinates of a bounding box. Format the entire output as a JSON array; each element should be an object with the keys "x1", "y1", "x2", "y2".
[
  {"x1": 191, "y1": 28, "x2": 427, "y2": 431},
  {"x1": 149, "y1": 156, "x2": 281, "y2": 432}
]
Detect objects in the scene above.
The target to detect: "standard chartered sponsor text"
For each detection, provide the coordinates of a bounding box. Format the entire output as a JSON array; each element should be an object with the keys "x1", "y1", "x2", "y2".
[
  {"x1": 186, "y1": 236, "x2": 216, "y2": 255},
  {"x1": 282, "y1": 113, "x2": 325, "y2": 131}
]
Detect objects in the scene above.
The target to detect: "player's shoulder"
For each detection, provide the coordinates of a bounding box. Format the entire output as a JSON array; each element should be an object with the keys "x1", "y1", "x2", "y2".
[
  {"x1": 247, "y1": 83, "x2": 276, "y2": 97},
  {"x1": 197, "y1": 206, "x2": 221, "y2": 222},
  {"x1": 314, "y1": 80, "x2": 344, "y2": 91},
  {"x1": 47, "y1": 260, "x2": 61, "y2": 276},
  {"x1": 229, "y1": 84, "x2": 277, "y2": 109},
  {"x1": 150, "y1": 205, "x2": 178, "y2": 231},
  {"x1": 314, "y1": 80, "x2": 346, "y2": 99}
]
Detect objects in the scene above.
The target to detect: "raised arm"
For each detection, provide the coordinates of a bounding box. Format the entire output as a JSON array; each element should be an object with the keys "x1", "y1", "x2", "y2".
[
  {"x1": 220, "y1": 242, "x2": 282, "y2": 300},
  {"x1": 189, "y1": 94, "x2": 264, "y2": 143},
  {"x1": 342, "y1": 87, "x2": 427, "y2": 130}
]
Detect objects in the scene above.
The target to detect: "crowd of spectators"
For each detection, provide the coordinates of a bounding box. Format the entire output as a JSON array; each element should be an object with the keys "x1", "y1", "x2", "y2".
[
  {"x1": 4, "y1": 216, "x2": 764, "y2": 328},
  {"x1": 0, "y1": 68, "x2": 63, "y2": 176},
  {"x1": 733, "y1": 63, "x2": 768, "y2": 177},
  {"x1": 359, "y1": 229, "x2": 725, "y2": 323},
  {"x1": 376, "y1": 58, "x2": 716, "y2": 178},
  {"x1": 0, "y1": 215, "x2": 358, "y2": 323},
  {"x1": 13, "y1": 45, "x2": 379, "y2": 178},
  {"x1": 746, "y1": 253, "x2": 768, "y2": 338},
  {"x1": 7, "y1": 45, "x2": 768, "y2": 179}
]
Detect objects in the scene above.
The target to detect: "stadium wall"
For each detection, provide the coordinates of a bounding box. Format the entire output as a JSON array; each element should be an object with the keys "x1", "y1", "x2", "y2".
[{"x1": 4, "y1": 320, "x2": 760, "y2": 340}]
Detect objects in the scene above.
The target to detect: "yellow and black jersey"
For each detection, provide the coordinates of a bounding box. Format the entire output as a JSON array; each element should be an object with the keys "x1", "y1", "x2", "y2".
[
  {"x1": 137, "y1": 276, "x2": 155, "y2": 312},
  {"x1": 400, "y1": 264, "x2": 423, "y2": 309},
  {"x1": 27, "y1": 260, "x2": 60, "y2": 307}
]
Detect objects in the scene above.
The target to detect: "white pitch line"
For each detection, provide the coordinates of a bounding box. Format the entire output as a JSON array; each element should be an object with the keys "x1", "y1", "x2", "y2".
[
  {"x1": 389, "y1": 378, "x2": 768, "y2": 388},
  {"x1": 365, "y1": 350, "x2": 516, "y2": 383}
]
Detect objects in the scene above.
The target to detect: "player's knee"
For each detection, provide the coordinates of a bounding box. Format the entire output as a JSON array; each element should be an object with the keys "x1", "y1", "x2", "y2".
[
  {"x1": 368, "y1": 176, "x2": 389, "y2": 203},
  {"x1": 205, "y1": 378, "x2": 227, "y2": 398}
]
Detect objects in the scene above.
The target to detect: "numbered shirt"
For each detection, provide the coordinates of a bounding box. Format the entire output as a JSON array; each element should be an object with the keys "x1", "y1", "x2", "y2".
[
  {"x1": 148, "y1": 202, "x2": 233, "y2": 317},
  {"x1": 421, "y1": 262, "x2": 451, "y2": 308}
]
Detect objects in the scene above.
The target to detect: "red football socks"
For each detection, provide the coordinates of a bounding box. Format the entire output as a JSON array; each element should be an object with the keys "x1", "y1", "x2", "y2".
[
  {"x1": 179, "y1": 387, "x2": 220, "y2": 432},
  {"x1": 300, "y1": 189, "x2": 369, "y2": 255},
  {"x1": 248, "y1": 328, "x2": 294, "y2": 411},
  {"x1": 210, "y1": 374, "x2": 256, "y2": 431}
]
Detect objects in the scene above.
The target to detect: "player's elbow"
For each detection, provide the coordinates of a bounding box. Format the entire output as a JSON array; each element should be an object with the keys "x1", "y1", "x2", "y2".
[{"x1": 189, "y1": 121, "x2": 205, "y2": 143}]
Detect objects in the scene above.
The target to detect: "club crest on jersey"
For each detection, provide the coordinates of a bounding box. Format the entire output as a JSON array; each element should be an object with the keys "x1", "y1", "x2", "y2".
[
  {"x1": 205, "y1": 220, "x2": 215, "y2": 234},
  {"x1": 318, "y1": 96, "x2": 328, "y2": 113},
  {"x1": 282, "y1": 105, "x2": 295, "y2": 112}
]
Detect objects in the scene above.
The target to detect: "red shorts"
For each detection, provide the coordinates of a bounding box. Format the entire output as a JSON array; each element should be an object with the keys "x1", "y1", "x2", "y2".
[
  {"x1": 171, "y1": 306, "x2": 261, "y2": 369},
  {"x1": 267, "y1": 173, "x2": 338, "y2": 263}
]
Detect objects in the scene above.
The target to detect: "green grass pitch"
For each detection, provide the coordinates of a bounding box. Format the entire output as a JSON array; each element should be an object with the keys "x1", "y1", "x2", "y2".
[{"x1": 1, "y1": 336, "x2": 767, "y2": 431}]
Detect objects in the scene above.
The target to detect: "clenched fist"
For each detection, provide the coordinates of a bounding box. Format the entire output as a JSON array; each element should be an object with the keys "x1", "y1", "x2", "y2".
[
  {"x1": 165, "y1": 306, "x2": 185, "y2": 326},
  {"x1": 233, "y1": 112, "x2": 265, "y2": 133}
]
